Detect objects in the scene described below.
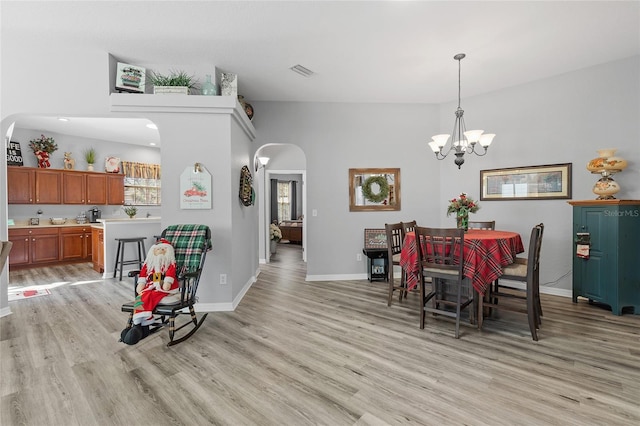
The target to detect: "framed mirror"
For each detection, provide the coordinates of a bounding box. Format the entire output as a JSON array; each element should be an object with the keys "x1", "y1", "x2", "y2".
[{"x1": 349, "y1": 168, "x2": 401, "y2": 212}]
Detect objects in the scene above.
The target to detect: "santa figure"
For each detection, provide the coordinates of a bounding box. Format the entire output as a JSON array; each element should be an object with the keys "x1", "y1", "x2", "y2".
[
  {"x1": 132, "y1": 238, "x2": 178, "y2": 325},
  {"x1": 122, "y1": 238, "x2": 178, "y2": 345}
]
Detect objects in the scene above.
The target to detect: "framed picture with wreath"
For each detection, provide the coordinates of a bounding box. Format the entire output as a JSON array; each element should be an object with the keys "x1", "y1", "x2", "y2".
[{"x1": 349, "y1": 168, "x2": 401, "y2": 212}]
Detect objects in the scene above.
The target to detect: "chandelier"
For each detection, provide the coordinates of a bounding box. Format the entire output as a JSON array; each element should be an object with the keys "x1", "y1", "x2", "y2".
[{"x1": 428, "y1": 53, "x2": 495, "y2": 169}]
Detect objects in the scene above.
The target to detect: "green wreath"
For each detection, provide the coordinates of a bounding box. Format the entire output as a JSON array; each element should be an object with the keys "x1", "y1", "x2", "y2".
[{"x1": 362, "y1": 175, "x2": 389, "y2": 203}]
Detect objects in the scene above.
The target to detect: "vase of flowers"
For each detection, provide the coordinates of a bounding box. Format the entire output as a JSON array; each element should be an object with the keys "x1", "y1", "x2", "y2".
[
  {"x1": 446, "y1": 192, "x2": 479, "y2": 231},
  {"x1": 269, "y1": 223, "x2": 282, "y2": 254},
  {"x1": 29, "y1": 134, "x2": 58, "y2": 168}
]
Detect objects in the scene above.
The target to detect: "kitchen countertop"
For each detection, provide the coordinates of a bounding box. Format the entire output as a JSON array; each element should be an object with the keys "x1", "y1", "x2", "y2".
[
  {"x1": 9, "y1": 220, "x2": 103, "y2": 229},
  {"x1": 98, "y1": 217, "x2": 161, "y2": 224},
  {"x1": 9, "y1": 217, "x2": 161, "y2": 229}
]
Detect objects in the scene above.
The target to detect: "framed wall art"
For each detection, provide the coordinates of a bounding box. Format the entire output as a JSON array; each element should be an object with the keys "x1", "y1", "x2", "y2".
[
  {"x1": 480, "y1": 163, "x2": 572, "y2": 201},
  {"x1": 115, "y1": 62, "x2": 145, "y2": 93},
  {"x1": 364, "y1": 228, "x2": 388, "y2": 249},
  {"x1": 349, "y1": 168, "x2": 401, "y2": 211}
]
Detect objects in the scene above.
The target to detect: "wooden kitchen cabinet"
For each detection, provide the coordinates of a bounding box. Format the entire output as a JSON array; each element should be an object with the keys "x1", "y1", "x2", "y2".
[
  {"x1": 91, "y1": 227, "x2": 105, "y2": 273},
  {"x1": 60, "y1": 226, "x2": 93, "y2": 261},
  {"x1": 87, "y1": 174, "x2": 107, "y2": 204},
  {"x1": 8, "y1": 166, "x2": 123, "y2": 205},
  {"x1": 62, "y1": 171, "x2": 107, "y2": 204},
  {"x1": 34, "y1": 169, "x2": 62, "y2": 204},
  {"x1": 7, "y1": 166, "x2": 61, "y2": 204},
  {"x1": 62, "y1": 171, "x2": 86, "y2": 204},
  {"x1": 106, "y1": 174, "x2": 125, "y2": 205},
  {"x1": 8, "y1": 228, "x2": 60, "y2": 266},
  {"x1": 7, "y1": 167, "x2": 34, "y2": 203}
]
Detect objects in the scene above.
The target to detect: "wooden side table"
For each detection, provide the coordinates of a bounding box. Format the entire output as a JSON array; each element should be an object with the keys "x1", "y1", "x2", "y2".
[{"x1": 362, "y1": 248, "x2": 388, "y2": 282}]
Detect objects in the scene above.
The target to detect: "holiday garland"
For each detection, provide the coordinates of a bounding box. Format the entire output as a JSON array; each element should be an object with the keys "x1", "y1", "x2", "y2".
[{"x1": 361, "y1": 175, "x2": 389, "y2": 203}]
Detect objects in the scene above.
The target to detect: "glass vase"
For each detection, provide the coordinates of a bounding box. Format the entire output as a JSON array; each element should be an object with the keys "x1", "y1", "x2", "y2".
[
  {"x1": 201, "y1": 74, "x2": 218, "y2": 96},
  {"x1": 456, "y1": 211, "x2": 469, "y2": 231}
]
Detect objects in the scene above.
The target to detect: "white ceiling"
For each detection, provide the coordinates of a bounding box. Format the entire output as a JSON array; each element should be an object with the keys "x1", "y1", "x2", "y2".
[{"x1": 3, "y1": 1, "x2": 639, "y2": 146}]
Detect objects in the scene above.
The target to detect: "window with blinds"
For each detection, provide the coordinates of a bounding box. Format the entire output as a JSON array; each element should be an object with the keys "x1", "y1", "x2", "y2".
[
  {"x1": 121, "y1": 161, "x2": 161, "y2": 205},
  {"x1": 277, "y1": 181, "x2": 291, "y2": 221}
]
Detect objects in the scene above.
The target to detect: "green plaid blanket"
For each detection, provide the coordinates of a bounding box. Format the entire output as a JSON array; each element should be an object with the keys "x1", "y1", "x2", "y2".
[{"x1": 162, "y1": 224, "x2": 212, "y2": 274}]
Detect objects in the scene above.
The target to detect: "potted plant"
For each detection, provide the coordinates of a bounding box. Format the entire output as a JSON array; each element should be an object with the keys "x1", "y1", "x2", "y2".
[
  {"x1": 83, "y1": 147, "x2": 96, "y2": 171},
  {"x1": 123, "y1": 206, "x2": 138, "y2": 219},
  {"x1": 29, "y1": 134, "x2": 58, "y2": 168},
  {"x1": 149, "y1": 69, "x2": 198, "y2": 95}
]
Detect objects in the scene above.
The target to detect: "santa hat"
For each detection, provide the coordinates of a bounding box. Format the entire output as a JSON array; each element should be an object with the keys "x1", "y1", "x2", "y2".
[{"x1": 155, "y1": 238, "x2": 172, "y2": 246}]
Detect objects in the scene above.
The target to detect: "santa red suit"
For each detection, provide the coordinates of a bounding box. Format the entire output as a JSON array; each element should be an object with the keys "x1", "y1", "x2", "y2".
[{"x1": 132, "y1": 239, "x2": 178, "y2": 326}]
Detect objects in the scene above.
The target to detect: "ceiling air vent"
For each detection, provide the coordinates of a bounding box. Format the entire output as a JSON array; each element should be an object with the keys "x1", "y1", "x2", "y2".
[{"x1": 290, "y1": 64, "x2": 314, "y2": 77}]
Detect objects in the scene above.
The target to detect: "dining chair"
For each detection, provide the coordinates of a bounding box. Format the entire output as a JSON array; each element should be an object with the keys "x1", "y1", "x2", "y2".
[
  {"x1": 415, "y1": 226, "x2": 473, "y2": 338},
  {"x1": 482, "y1": 223, "x2": 544, "y2": 340},
  {"x1": 468, "y1": 220, "x2": 495, "y2": 230},
  {"x1": 385, "y1": 222, "x2": 407, "y2": 306},
  {"x1": 402, "y1": 220, "x2": 417, "y2": 235}
]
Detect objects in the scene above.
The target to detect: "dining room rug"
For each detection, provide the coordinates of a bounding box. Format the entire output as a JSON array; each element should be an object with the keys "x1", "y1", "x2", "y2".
[{"x1": 8, "y1": 288, "x2": 51, "y2": 301}]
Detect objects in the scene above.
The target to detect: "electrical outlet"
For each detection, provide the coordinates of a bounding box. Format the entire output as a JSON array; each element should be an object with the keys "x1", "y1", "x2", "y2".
[
  {"x1": 356, "y1": 253, "x2": 362, "y2": 261},
  {"x1": 312, "y1": 209, "x2": 318, "y2": 217},
  {"x1": 220, "y1": 274, "x2": 227, "y2": 285}
]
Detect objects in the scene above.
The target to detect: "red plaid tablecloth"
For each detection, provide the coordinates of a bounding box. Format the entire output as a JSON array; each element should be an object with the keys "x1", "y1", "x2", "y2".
[{"x1": 399, "y1": 229, "x2": 524, "y2": 295}]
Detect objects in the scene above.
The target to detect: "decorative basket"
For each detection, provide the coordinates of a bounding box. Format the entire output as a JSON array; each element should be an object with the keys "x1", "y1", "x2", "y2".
[{"x1": 50, "y1": 218, "x2": 67, "y2": 225}]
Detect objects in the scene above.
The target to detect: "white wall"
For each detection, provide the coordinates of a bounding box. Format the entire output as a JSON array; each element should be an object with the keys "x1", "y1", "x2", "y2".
[{"x1": 251, "y1": 101, "x2": 442, "y2": 279}]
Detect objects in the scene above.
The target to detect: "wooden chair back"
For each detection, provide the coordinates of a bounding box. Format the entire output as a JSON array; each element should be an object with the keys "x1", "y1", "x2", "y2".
[
  {"x1": 414, "y1": 226, "x2": 472, "y2": 338},
  {"x1": 468, "y1": 220, "x2": 495, "y2": 230},
  {"x1": 414, "y1": 226, "x2": 464, "y2": 276},
  {"x1": 484, "y1": 223, "x2": 544, "y2": 340},
  {"x1": 385, "y1": 222, "x2": 407, "y2": 306},
  {"x1": 402, "y1": 220, "x2": 417, "y2": 236},
  {"x1": 385, "y1": 222, "x2": 404, "y2": 258}
]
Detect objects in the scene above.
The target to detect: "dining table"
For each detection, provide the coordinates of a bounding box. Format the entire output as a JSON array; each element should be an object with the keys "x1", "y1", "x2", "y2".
[{"x1": 399, "y1": 229, "x2": 525, "y2": 326}]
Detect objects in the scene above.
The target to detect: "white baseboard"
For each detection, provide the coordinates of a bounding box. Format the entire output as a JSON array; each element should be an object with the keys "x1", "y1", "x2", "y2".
[
  {"x1": 499, "y1": 281, "x2": 572, "y2": 298},
  {"x1": 0, "y1": 306, "x2": 12, "y2": 318},
  {"x1": 304, "y1": 275, "x2": 572, "y2": 297},
  {"x1": 194, "y1": 269, "x2": 258, "y2": 312},
  {"x1": 306, "y1": 273, "x2": 368, "y2": 281}
]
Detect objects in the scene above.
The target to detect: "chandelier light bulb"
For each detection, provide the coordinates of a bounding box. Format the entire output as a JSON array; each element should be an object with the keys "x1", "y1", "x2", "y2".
[
  {"x1": 428, "y1": 141, "x2": 441, "y2": 152},
  {"x1": 431, "y1": 134, "x2": 450, "y2": 147},
  {"x1": 463, "y1": 130, "x2": 484, "y2": 144},
  {"x1": 479, "y1": 133, "x2": 495, "y2": 147}
]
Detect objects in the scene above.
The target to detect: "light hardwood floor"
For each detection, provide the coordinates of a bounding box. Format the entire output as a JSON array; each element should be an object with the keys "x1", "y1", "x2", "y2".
[{"x1": 2, "y1": 243, "x2": 639, "y2": 425}]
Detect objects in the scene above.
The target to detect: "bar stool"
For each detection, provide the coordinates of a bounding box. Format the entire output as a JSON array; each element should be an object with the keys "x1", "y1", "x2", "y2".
[{"x1": 113, "y1": 237, "x2": 147, "y2": 281}]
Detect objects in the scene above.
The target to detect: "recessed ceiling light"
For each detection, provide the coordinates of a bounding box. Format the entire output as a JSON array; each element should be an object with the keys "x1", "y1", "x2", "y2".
[
  {"x1": 146, "y1": 123, "x2": 158, "y2": 130},
  {"x1": 57, "y1": 117, "x2": 69, "y2": 122},
  {"x1": 290, "y1": 64, "x2": 314, "y2": 78},
  {"x1": 149, "y1": 142, "x2": 156, "y2": 146}
]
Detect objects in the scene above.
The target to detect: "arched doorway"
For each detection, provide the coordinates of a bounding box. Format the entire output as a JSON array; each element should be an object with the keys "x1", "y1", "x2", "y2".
[{"x1": 254, "y1": 144, "x2": 307, "y2": 264}]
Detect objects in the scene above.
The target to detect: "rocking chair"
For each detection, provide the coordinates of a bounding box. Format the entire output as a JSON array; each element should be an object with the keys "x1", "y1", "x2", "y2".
[{"x1": 121, "y1": 224, "x2": 212, "y2": 346}]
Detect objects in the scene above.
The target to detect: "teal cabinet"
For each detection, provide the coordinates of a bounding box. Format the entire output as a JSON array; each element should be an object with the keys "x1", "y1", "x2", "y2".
[{"x1": 570, "y1": 200, "x2": 640, "y2": 315}]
